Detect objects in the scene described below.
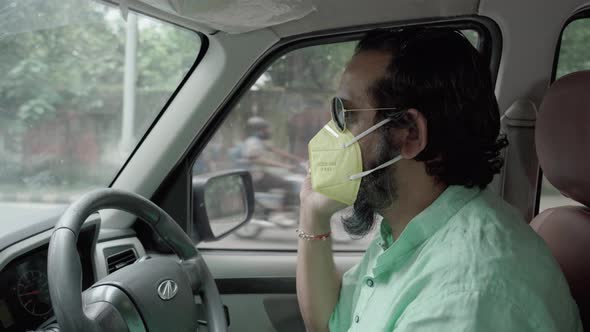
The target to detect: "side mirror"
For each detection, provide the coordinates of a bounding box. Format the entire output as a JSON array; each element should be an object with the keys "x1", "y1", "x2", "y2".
[{"x1": 192, "y1": 170, "x2": 254, "y2": 242}]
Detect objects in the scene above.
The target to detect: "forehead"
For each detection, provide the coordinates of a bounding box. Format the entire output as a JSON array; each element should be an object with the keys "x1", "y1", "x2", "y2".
[{"x1": 338, "y1": 50, "x2": 392, "y2": 104}]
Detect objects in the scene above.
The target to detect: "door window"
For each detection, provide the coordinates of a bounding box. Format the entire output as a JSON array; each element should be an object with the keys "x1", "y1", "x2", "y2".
[
  {"x1": 195, "y1": 30, "x2": 480, "y2": 250},
  {"x1": 538, "y1": 17, "x2": 590, "y2": 212}
]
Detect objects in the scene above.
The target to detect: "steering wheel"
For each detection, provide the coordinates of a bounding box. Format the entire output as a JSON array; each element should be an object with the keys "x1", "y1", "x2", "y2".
[{"x1": 47, "y1": 189, "x2": 227, "y2": 332}]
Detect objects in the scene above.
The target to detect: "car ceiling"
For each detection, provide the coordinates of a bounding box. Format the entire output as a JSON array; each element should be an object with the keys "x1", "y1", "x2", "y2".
[
  {"x1": 107, "y1": 0, "x2": 479, "y2": 35},
  {"x1": 272, "y1": 0, "x2": 478, "y2": 37}
]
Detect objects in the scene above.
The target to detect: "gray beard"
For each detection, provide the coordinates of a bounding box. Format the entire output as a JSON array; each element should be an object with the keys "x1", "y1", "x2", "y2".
[{"x1": 342, "y1": 131, "x2": 400, "y2": 237}]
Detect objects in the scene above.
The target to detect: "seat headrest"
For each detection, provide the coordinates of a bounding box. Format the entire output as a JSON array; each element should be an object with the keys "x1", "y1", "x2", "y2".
[{"x1": 536, "y1": 71, "x2": 590, "y2": 207}]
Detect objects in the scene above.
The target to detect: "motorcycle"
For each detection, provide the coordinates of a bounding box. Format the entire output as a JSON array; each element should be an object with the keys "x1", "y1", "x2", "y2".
[
  {"x1": 234, "y1": 168, "x2": 352, "y2": 243},
  {"x1": 234, "y1": 171, "x2": 302, "y2": 239}
]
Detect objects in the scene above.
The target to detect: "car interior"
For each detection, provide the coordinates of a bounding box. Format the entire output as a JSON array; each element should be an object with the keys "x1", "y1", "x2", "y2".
[{"x1": 0, "y1": 0, "x2": 589, "y2": 331}]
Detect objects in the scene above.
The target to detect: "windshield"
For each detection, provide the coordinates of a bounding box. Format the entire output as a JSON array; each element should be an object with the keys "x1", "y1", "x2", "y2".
[{"x1": 0, "y1": 0, "x2": 201, "y2": 221}]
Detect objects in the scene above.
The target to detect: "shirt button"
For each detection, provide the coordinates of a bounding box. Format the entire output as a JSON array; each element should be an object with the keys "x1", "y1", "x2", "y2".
[
  {"x1": 354, "y1": 315, "x2": 360, "y2": 323},
  {"x1": 366, "y1": 278, "x2": 374, "y2": 287}
]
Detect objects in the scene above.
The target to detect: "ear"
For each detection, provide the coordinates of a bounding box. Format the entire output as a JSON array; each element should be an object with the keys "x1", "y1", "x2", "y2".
[{"x1": 399, "y1": 108, "x2": 427, "y2": 159}]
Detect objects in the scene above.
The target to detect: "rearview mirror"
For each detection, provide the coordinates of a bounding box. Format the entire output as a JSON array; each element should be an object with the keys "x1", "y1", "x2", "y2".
[{"x1": 192, "y1": 170, "x2": 254, "y2": 242}]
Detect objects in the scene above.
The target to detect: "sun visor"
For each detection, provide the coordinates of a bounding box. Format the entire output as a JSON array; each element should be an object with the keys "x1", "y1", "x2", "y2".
[{"x1": 136, "y1": 0, "x2": 316, "y2": 33}]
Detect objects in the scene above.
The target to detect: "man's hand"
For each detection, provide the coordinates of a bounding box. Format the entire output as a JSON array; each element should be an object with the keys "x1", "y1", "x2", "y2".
[
  {"x1": 300, "y1": 173, "x2": 347, "y2": 225},
  {"x1": 297, "y1": 171, "x2": 347, "y2": 332}
]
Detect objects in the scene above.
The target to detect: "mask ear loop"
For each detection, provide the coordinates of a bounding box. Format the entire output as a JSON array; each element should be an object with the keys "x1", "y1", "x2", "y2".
[
  {"x1": 349, "y1": 155, "x2": 403, "y2": 180},
  {"x1": 343, "y1": 118, "x2": 391, "y2": 148}
]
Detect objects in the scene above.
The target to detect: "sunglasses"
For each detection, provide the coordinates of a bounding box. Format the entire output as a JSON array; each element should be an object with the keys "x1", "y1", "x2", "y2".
[{"x1": 331, "y1": 96, "x2": 404, "y2": 132}]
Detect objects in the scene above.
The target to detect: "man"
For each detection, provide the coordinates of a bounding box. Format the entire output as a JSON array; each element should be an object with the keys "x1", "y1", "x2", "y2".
[
  {"x1": 237, "y1": 116, "x2": 305, "y2": 211},
  {"x1": 296, "y1": 28, "x2": 582, "y2": 331},
  {"x1": 240, "y1": 116, "x2": 303, "y2": 174}
]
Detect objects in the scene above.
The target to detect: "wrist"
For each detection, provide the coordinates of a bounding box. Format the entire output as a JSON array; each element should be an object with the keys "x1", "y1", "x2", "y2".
[
  {"x1": 299, "y1": 204, "x2": 332, "y2": 234},
  {"x1": 296, "y1": 228, "x2": 331, "y2": 241}
]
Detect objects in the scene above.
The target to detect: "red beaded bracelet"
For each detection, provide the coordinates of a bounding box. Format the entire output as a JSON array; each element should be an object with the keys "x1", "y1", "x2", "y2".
[{"x1": 296, "y1": 229, "x2": 331, "y2": 241}]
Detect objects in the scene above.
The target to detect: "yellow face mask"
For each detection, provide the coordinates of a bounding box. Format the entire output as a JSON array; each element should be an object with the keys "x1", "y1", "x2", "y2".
[{"x1": 308, "y1": 119, "x2": 403, "y2": 206}]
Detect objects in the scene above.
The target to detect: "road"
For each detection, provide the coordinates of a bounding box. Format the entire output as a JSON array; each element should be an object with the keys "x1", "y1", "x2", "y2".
[{"x1": 0, "y1": 202, "x2": 65, "y2": 223}]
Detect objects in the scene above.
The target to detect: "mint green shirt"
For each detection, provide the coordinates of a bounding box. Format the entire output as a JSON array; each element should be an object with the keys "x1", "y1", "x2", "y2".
[{"x1": 329, "y1": 186, "x2": 582, "y2": 331}]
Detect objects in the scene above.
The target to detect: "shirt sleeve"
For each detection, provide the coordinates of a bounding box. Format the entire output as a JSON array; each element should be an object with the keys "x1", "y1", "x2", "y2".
[
  {"x1": 393, "y1": 290, "x2": 540, "y2": 332},
  {"x1": 242, "y1": 137, "x2": 265, "y2": 159}
]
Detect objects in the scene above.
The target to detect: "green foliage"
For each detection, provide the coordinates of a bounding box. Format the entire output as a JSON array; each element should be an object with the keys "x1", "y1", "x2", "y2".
[
  {"x1": 557, "y1": 19, "x2": 590, "y2": 78},
  {"x1": 1, "y1": 5, "x2": 118, "y2": 123},
  {"x1": 262, "y1": 41, "x2": 356, "y2": 93},
  {"x1": 462, "y1": 29, "x2": 479, "y2": 48},
  {"x1": 259, "y1": 29, "x2": 478, "y2": 95},
  {"x1": 137, "y1": 23, "x2": 200, "y2": 90},
  {"x1": 0, "y1": 1, "x2": 201, "y2": 190},
  {"x1": 0, "y1": 3, "x2": 200, "y2": 124}
]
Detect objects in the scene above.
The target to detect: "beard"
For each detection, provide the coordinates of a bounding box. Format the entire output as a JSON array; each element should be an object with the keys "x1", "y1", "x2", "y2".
[{"x1": 342, "y1": 130, "x2": 400, "y2": 237}]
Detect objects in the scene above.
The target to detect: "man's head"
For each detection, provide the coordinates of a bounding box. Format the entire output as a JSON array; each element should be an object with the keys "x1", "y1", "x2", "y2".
[
  {"x1": 246, "y1": 116, "x2": 271, "y2": 140},
  {"x1": 340, "y1": 27, "x2": 507, "y2": 236}
]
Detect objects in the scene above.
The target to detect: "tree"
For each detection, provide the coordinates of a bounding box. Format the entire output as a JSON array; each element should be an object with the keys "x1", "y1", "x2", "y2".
[
  {"x1": 0, "y1": 1, "x2": 201, "y2": 188},
  {"x1": 0, "y1": 2, "x2": 200, "y2": 125},
  {"x1": 557, "y1": 19, "x2": 590, "y2": 78}
]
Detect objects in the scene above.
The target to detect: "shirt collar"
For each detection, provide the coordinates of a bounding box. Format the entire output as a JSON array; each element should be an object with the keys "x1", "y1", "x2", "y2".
[{"x1": 373, "y1": 185, "x2": 481, "y2": 276}]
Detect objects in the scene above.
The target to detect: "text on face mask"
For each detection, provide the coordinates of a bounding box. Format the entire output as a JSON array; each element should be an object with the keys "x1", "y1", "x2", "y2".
[{"x1": 318, "y1": 161, "x2": 337, "y2": 172}]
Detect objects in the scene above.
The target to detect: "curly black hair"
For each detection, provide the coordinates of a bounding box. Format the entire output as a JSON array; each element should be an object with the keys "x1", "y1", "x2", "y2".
[{"x1": 355, "y1": 27, "x2": 508, "y2": 189}]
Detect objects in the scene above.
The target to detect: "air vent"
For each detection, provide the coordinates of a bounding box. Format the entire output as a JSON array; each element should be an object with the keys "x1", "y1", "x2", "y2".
[{"x1": 106, "y1": 248, "x2": 138, "y2": 274}]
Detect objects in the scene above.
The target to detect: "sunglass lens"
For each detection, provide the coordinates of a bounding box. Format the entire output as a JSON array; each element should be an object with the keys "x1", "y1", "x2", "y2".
[{"x1": 332, "y1": 97, "x2": 345, "y2": 131}]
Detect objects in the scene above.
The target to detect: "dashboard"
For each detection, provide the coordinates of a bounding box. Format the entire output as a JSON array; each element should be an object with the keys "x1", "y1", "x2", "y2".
[{"x1": 0, "y1": 224, "x2": 97, "y2": 332}]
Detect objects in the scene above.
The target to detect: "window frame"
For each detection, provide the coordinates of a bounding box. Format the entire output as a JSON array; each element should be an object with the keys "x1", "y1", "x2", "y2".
[
  {"x1": 108, "y1": 14, "x2": 209, "y2": 187},
  {"x1": 153, "y1": 16, "x2": 502, "y2": 253},
  {"x1": 534, "y1": 8, "x2": 590, "y2": 215}
]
